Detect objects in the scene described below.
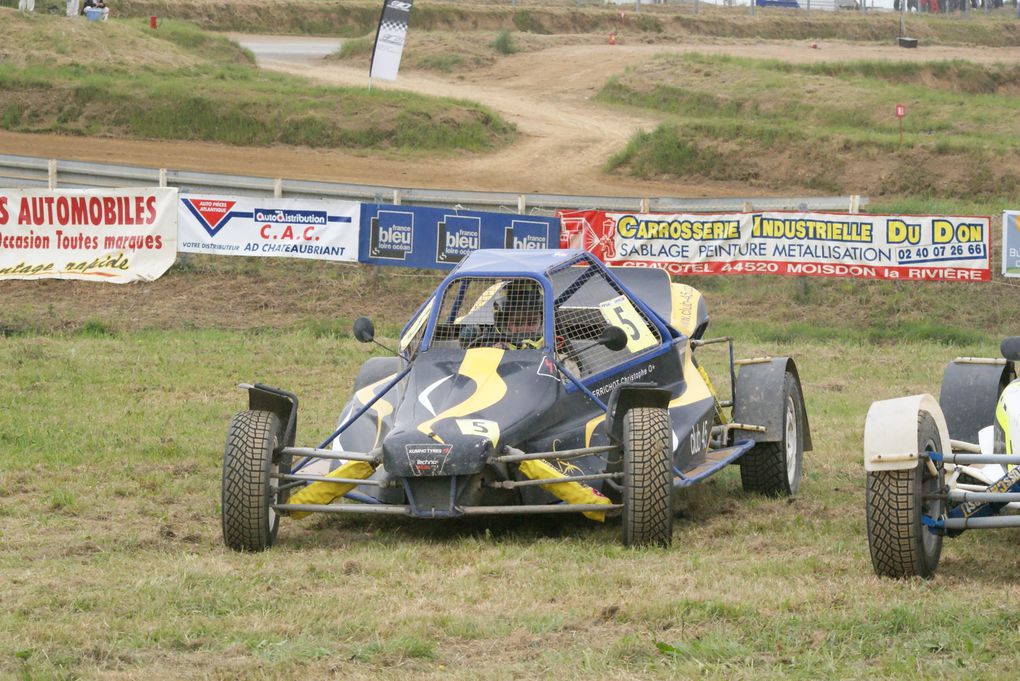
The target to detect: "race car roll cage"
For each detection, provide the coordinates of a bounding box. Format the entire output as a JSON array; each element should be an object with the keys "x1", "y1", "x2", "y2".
[{"x1": 247, "y1": 250, "x2": 758, "y2": 519}]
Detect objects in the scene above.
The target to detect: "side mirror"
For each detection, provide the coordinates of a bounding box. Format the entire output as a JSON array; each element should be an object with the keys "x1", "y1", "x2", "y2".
[
  {"x1": 353, "y1": 316, "x2": 375, "y2": 343},
  {"x1": 1002, "y1": 336, "x2": 1020, "y2": 362},
  {"x1": 600, "y1": 325, "x2": 628, "y2": 352}
]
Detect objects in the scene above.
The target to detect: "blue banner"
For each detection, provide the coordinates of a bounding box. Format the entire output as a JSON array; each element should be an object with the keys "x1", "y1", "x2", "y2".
[
  {"x1": 359, "y1": 204, "x2": 560, "y2": 270},
  {"x1": 1005, "y1": 211, "x2": 1020, "y2": 278}
]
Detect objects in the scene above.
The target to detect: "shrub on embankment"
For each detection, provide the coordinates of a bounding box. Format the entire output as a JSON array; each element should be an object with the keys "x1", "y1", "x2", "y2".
[
  {"x1": 601, "y1": 53, "x2": 1020, "y2": 201},
  {"x1": 0, "y1": 12, "x2": 515, "y2": 151}
]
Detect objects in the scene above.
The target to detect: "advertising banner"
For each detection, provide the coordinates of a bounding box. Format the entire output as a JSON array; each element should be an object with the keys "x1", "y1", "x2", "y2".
[
  {"x1": 178, "y1": 195, "x2": 359, "y2": 262},
  {"x1": 559, "y1": 209, "x2": 991, "y2": 282},
  {"x1": 369, "y1": 0, "x2": 413, "y2": 81},
  {"x1": 1004, "y1": 211, "x2": 1020, "y2": 278},
  {"x1": 359, "y1": 203, "x2": 560, "y2": 270},
  {"x1": 0, "y1": 188, "x2": 177, "y2": 283}
]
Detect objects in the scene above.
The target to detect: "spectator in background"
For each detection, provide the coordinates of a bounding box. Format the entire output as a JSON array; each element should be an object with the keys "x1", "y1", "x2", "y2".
[
  {"x1": 81, "y1": 0, "x2": 95, "y2": 14},
  {"x1": 95, "y1": 0, "x2": 109, "y2": 19},
  {"x1": 18, "y1": 0, "x2": 35, "y2": 11}
]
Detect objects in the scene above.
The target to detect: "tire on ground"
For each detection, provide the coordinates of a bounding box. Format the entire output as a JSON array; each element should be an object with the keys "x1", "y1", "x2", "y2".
[
  {"x1": 222, "y1": 409, "x2": 285, "y2": 552},
  {"x1": 739, "y1": 371, "x2": 805, "y2": 497},
  {"x1": 865, "y1": 411, "x2": 944, "y2": 579},
  {"x1": 622, "y1": 406, "x2": 674, "y2": 547}
]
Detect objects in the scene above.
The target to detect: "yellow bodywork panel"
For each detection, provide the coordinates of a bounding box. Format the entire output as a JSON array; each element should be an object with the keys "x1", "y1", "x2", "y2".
[
  {"x1": 669, "y1": 283, "x2": 704, "y2": 338},
  {"x1": 286, "y1": 460, "x2": 376, "y2": 519},
  {"x1": 999, "y1": 382, "x2": 1020, "y2": 456},
  {"x1": 518, "y1": 459, "x2": 613, "y2": 522}
]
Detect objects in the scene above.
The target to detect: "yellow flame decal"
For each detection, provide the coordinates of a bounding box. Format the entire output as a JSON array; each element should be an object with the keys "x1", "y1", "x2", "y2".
[
  {"x1": 417, "y1": 348, "x2": 507, "y2": 442},
  {"x1": 355, "y1": 374, "x2": 396, "y2": 449}
]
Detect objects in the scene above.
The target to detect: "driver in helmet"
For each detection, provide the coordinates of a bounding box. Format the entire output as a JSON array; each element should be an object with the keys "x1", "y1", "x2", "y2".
[{"x1": 491, "y1": 280, "x2": 544, "y2": 350}]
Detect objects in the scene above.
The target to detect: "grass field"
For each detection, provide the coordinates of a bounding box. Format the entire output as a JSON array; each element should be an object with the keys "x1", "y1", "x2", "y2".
[
  {"x1": 0, "y1": 13, "x2": 515, "y2": 152},
  {"x1": 3, "y1": 321, "x2": 1020, "y2": 679},
  {"x1": 4, "y1": 2, "x2": 1020, "y2": 677}
]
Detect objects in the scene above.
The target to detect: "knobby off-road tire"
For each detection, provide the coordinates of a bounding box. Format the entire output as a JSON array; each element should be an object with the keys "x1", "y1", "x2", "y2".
[
  {"x1": 740, "y1": 372, "x2": 805, "y2": 497},
  {"x1": 222, "y1": 409, "x2": 286, "y2": 552},
  {"x1": 866, "y1": 411, "x2": 944, "y2": 579},
  {"x1": 622, "y1": 407, "x2": 674, "y2": 547}
]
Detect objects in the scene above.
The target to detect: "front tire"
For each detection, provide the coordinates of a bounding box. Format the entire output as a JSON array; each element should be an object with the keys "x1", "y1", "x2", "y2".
[
  {"x1": 865, "y1": 411, "x2": 944, "y2": 579},
  {"x1": 222, "y1": 410, "x2": 286, "y2": 552},
  {"x1": 739, "y1": 372, "x2": 805, "y2": 497},
  {"x1": 621, "y1": 407, "x2": 674, "y2": 547}
]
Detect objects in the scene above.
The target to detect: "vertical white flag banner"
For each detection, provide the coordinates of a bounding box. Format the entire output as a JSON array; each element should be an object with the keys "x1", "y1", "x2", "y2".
[{"x1": 369, "y1": 0, "x2": 413, "y2": 81}]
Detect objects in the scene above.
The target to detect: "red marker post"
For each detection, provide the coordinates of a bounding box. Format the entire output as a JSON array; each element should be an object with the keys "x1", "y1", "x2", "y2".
[{"x1": 896, "y1": 104, "x2": 906, "y2": 145}]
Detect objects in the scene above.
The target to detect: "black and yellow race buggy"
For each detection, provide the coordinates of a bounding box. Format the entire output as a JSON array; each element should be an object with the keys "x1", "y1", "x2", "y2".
[{"x1": 221, "y1": 249, "x2": 811, "y2": 550}]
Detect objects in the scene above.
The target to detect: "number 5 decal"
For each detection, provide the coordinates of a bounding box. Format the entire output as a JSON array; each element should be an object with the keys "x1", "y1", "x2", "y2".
[
  {"x1": 456, "y1": 419, "x2": 501, "y2": 448},
  {"x1": 599, "y1": 295, "x2": 656, "y2": 353}
]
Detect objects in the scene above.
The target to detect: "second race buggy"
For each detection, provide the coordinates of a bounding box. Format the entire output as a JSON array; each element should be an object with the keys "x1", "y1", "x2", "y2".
[{"x1": 865, "y1": 337, "x2": 1020, "y2": 578}]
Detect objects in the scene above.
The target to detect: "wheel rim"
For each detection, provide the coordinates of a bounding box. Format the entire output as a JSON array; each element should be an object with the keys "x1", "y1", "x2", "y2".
[
  {"x1": 785, "y1": 395, "x2": 799, "y2": 486},
  {"x1": 920, "y1": 437, "x2": 941, "y2": 556},
  {"x1": 268, "y1": 460, "x2": 278, "y2": 529}
]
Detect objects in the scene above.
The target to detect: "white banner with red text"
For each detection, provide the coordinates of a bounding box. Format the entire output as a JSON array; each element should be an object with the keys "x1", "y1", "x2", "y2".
[
  {"x1": 558, "y1": 210, "x2": 991, "y2": 282},
  {"x1": 178, "y1": 194, "x2": 360, "y2": 262},
  {"x1": 0, "y1": 188, "x2": 177, "y2": 283}
]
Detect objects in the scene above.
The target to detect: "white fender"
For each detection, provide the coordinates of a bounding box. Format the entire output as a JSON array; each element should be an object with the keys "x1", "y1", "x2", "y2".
[{"x1": 864, "y1": 394, "x2": 951, "y2": 472}]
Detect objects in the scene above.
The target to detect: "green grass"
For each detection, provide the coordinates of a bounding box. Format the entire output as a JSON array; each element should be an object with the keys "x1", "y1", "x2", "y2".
[
  {"x1": 0, "y1": 17, "x2": 515, "y2": 152},
  {"x1": 599, "y1": 53, "x2": 1020, "y2": 199},
  {"x1": 332, "y1": 34, "x2": 374, "y2": 60},
  {"x1": 2, "y1": 322, "x2": 1020, "y2": 678}
]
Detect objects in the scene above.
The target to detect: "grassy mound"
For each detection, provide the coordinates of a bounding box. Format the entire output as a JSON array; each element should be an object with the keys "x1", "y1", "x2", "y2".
[
  {"x1": 47, "y1": 0, "x2": 1020, "y2": 47},
  {"x1": 0, "y1": 12, "x2": 515, "y2": 151},
  {"x1": 600, "y1": 53, "x2": 1020, "y2": 201}
]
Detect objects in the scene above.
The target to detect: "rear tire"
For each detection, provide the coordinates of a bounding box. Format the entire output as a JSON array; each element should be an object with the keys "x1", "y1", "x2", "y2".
[
  {"x1": 621, "y1": 407, "x2": 674, "y2": 547},
  {"x1": 740, "y1": 372, "x2": 805, "y2": 496},
  {"x1": 865, "y1": 411, "x2": 944, "y2": 579},
  {"x1": 222, "y1": 410, "x2": 286, "y2": 552}
]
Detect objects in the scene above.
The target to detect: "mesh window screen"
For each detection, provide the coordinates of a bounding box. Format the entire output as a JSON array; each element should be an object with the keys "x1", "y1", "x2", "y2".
[
  {"x1": 550, "y1": 262, "x2": 661, "y2": 378},
  {"x1": 430, "y1": 277, "x2": 545, "y2": 350}
]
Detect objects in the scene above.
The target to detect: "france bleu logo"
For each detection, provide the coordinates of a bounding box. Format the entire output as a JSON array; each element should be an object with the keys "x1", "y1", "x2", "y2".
[
  {"x1": 436, "y1": 215, "x2": 481, "y2": 264},
  {"x1": 370, "y1": 210, "x2": 414, "y2": 260}
]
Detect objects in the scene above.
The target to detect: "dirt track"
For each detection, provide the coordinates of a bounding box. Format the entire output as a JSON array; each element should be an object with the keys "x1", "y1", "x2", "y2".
[{"x1": 6, "y1": 35, "x2": 1020, "y2": 198}]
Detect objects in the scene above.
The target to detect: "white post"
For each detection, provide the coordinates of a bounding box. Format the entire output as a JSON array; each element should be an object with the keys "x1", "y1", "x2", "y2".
[
  {"x1": 517, "y1": 194, "x2": 526, "y2": 213},
  {"x1": 273, "y1": 178, "x2": 283, "y2": 198},
  {"x1": 849, "y1": 195, "x2": 861, "y2": 213},
  {"x1": 48, "y1": 159, "x2": 56, "y2": 189},
  {"x1": 392, "y1": 189, "x2": 401, "y2": 205},
  {"x1": 158, "y1": 168, "x2": 167, "y2": 188}
]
